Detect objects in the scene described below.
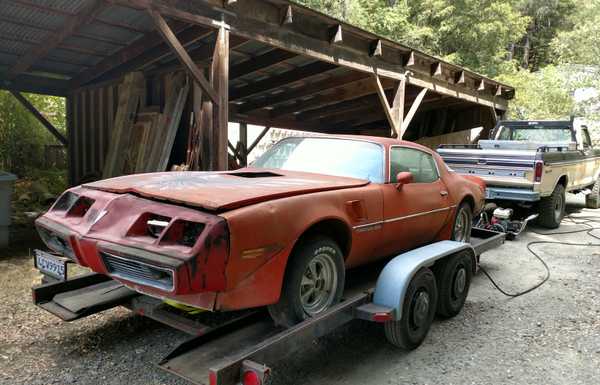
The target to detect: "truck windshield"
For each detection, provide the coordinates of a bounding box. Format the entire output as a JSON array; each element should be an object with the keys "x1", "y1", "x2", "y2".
[
  {"x1": 252, "y1": 137, "x2": 384, "y2": 183},
  {"x1": 496, "y1": 126, "x2": 573, "y2": 142}
]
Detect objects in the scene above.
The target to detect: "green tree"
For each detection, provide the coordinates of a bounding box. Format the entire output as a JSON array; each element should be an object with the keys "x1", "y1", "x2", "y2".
[
  {"x1": 515, "y1": 0, "x2": 576, "y2": 70},
  {"x1": 0, "y1": 91, "x2": 65, "y2": 176},
  {"x1": 551, "y1": 0, "x2": 600, "y2": 65}
]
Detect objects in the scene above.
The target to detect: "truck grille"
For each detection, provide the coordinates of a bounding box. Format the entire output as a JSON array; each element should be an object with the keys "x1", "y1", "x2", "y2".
[{"x1": 101, "y1": 252, "x2": 174, "y2": 292}]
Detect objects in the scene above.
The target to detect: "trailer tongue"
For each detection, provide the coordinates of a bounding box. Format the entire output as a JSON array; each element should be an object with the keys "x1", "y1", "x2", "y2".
[{"x1": 32, "y1": 228, "x2": 504, "y2": 385}]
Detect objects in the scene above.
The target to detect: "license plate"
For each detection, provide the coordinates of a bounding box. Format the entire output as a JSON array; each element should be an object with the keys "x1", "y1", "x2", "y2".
[{"x1": 34, "y1": 250, "x2": 68, "y2": 281}]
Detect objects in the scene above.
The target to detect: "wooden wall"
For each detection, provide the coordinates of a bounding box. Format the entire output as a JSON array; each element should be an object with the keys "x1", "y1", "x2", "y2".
[{"x1": 67, "y1": 84, "x2": 119, "y2": 186}]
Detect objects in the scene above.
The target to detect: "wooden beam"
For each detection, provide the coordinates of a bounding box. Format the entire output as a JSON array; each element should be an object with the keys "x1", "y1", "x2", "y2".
[
  {"x1": 230, "y1": 49, "x2": 297, "y2": 79},
  {"x1": 10, "y1": 90, "x2": 68, "y2": 146},
  {"x1": 70, "y1": 20, "x2": 191, "y2": 88},
  {"x1": 237, "y1": 72, "x2": 370, "y2": 114},
  {"x1": 248, "y1": 126, "x2": 271, "y2": 154},
  {"x1": 270, "y1": 76, "x2": 395, "y2": 118},
  {"x1": 400, "y1": 88, "x2": 428, "y2": 138},
  {"x1": 392, "y1": 78, "x2": 406, "y2": 138},
  {"x1": 373, "y1": 74, "x2": 398, "y2": 136},
  {"x1": 212, "y1": 26, "x2": 230, "y2": 170},
  {"x1": 6, "y1": 0, "x2": 105, "y2": 79},
  {"x1": 148, "y1": 8, "x2": 218, "y2": 104},
  {"x1": 239, "y1": 122, "x2": 248, "y2": 166},
  {"x1": 231, "y1": 61, "x2": 337, "y2": 100},
  {"x1": 1, "y1": 74, "x2": 69, "y2": 96}
]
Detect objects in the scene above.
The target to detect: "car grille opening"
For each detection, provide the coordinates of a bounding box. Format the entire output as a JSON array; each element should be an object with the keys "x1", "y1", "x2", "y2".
[
  {"x1": 37, "y1": 226, "x2": 75, "y2": 259},
  {"x1": 160, "y1": 220, "x2": 205, "y2": 248},
  {"x1": 101, "y1": 252, "x2": 174, "y2": 292}
]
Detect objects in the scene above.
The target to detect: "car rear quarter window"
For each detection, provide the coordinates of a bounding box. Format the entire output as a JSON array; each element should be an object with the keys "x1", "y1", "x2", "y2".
[{"x1": 390, "y1": 147, "x2": 439, "y2": 183}]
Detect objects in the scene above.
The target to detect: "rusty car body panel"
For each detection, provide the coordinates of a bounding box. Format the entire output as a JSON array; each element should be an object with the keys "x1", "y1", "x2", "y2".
[{"x1": 35, "y1": 135, "x2": 485, "y2": 312}]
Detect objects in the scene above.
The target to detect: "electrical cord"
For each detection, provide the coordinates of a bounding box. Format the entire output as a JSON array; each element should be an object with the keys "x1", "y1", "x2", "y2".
[{"x1": 479, "y1": 212, "x2": 600, "y2": 298}]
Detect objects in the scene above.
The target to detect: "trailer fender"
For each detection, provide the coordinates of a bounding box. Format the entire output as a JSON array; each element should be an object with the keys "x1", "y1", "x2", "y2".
[{"x1": 372, "y1": 241, "x2": 476, "y2": 321}]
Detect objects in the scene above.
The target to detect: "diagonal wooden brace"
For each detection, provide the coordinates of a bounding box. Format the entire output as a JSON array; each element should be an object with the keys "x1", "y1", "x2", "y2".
[
  {"x1": 11, "y1": 90, "x2": 68, "y2": 146},
  {"x1": 148, "y1": 7, "x2": 219, "y2": 104}
]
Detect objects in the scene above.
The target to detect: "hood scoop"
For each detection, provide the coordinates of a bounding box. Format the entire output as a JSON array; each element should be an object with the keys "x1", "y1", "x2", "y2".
[{"x1": 227, "y1": 171, "x2": 282, "y2": 178}]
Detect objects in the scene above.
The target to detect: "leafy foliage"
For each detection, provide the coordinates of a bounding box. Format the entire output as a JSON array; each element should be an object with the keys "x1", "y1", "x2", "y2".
[{"x1": 0, "y1": 91, "x2": 66, "y2": 176}]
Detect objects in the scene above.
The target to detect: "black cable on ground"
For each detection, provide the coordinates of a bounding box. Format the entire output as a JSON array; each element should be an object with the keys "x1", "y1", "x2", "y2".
[{"x1": 479, "y1": 213, "x2": 600, "y2": 298}]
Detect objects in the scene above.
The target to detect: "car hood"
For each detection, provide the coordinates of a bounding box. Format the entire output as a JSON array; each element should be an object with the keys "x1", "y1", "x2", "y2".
[{"x1": 83, "y1": 169, "x2": 369, "y2": 211}]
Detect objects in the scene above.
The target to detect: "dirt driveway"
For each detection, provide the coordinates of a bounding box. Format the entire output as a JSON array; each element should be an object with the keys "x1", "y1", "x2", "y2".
[{"x1": 1, "y1": 196, "x2": 599, "y2": 385}]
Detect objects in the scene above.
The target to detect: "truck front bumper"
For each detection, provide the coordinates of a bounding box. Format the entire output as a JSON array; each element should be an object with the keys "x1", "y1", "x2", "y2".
[{"x1": 485, "y1": 187, "x2": 540, "y2": 202}]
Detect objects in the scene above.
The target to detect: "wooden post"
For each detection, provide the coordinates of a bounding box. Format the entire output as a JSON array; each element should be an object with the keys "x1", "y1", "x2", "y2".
[
  {"x1": 239, "y1": 122, "x2": 248, "y2": 166},
  {"x1": 211, "y1": 26, "x2": 229, "y2": 171}
]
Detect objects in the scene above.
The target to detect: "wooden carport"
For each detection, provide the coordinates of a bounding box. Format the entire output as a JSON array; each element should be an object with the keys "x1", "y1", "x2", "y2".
[{"x1": 0, "y1": 0, "x2": 514, "y2": 184}]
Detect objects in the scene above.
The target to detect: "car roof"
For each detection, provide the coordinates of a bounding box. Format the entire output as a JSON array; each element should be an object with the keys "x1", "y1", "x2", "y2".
[{"x1": 282, "y1": 134, "x2": 434, "y2": 152}]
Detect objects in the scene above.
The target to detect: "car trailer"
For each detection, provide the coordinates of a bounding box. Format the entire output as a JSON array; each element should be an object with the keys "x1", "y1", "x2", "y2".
[{"x1": 32, "y1": 228, "x2": 504, "y2": 385}]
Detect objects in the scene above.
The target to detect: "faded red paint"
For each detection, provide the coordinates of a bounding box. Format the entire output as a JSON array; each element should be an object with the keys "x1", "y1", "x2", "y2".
[{"x1": 35, "y1": 136, "x2": 485, "y2": 312}]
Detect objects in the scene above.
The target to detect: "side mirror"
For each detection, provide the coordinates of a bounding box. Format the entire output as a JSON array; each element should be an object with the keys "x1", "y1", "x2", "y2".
[{"x1": 395, "y1": 172, "x2": 413, "y2": 190}]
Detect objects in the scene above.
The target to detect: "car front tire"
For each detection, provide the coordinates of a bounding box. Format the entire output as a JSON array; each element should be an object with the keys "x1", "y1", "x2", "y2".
[{"x1": 267, "y1": 236, "x2": 345, "y2": 327}]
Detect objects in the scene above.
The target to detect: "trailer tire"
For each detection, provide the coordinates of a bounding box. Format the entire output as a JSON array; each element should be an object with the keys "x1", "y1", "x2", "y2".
[
  {"x1": 434, "y1": 251, "x2": 472, "y2": 318},
  {"x1": 267, "y1": 236, "x2": 345, "y2": 328},
  {"x1": 585, "y1": 179, "x2": 600, "y2": 209},
  {"x1": 384, "y1": 268, "x2": 438, "y2": 350},
  {"x1": 538, "y1": 184, "x2": 565, "y2": 229}
]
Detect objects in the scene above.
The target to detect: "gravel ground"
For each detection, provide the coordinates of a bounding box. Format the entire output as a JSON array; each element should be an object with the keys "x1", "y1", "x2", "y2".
[{"x1": 1, "y1": 195, "x2": 599, "y2": 385}]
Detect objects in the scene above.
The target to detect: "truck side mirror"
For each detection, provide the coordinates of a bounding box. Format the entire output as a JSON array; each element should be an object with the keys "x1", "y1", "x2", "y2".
[{"x1": 396, "y1": 172, "x2": 413, "y2": 190}]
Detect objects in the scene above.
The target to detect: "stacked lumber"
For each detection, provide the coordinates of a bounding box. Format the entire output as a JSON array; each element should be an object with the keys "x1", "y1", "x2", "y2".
[
  {"x1": 102, "y1": 72, "x2": 145, "y2": 179},
  {"x1": 101, "y1": 71, "x2": 190, "y2": 178}
]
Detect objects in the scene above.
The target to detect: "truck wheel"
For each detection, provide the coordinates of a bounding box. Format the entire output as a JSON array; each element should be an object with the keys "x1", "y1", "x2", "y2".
[
  {"x1": 451, "y1": 203, "x2": 472, "y2": 242},
  {"x1": 585, "y1": 179, "x2": 600, "y2": 209},
  {"x1": 384, "y1": 268, "x2": 438, "y2": 350},
  {"x1": 434, "y1": 251, "x2": 472, "y2": 318},
  {"x1": 267, "y1": 236, "x2": 345, "y2": 327},
  {"x1": 538, "y1": 184, "x2": 565, "y2": 228}
]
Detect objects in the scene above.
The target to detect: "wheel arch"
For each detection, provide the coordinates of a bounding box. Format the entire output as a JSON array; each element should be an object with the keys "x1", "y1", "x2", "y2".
[
  {"x1": 293, "y1": 217, "x2": 352, "y2": 260},
  {"x1": 556, "y1": 174, "x2": 568, "y2": 188}
]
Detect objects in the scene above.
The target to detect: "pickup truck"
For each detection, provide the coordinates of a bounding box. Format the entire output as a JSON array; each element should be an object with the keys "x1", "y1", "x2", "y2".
[{"x1": 437, "y1": 119, "x2": 600, "y2": 228}]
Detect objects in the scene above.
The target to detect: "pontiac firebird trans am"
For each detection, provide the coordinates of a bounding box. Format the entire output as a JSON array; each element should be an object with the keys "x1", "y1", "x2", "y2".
[{"x1": 35, "y1": 135, "x2": 485, "y2": 326}]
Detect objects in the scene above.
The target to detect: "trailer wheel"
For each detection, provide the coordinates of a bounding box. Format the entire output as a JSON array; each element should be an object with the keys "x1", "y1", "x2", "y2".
[
  {"x1": 434, "y1": 251, "x2": 472, "y2": 318},
  {"x1": 538, "y1": 184, "x2": 565, "y2": 228},
  {"x1": 452, "y1": 203, "x2": 472, "y2": 243},
  {"x1": 384, "y1": 268, "x2": 438, "y2": 350},
  {"x1": 267, "y1": 236, "x2": 345, "y2": 327},
  {"x1": 585, "y1": 179, "x2": 600, "y2": 209}
]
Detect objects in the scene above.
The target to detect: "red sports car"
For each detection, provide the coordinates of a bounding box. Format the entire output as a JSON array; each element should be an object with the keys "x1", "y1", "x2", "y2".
[{"x1": 35, "y1": 135, "x2": 485, "y2": 326}]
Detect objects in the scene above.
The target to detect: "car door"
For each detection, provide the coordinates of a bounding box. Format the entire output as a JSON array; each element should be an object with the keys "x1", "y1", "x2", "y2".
[{"x1": 380, "y1": 146, "x2": 452, "y2": 256}]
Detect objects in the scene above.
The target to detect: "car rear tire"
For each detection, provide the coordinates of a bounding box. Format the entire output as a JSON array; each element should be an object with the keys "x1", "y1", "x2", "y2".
[
  {"x1": 451, "y1": 203, "x2": 472, "y2": 243},
  {"x1": 538, "y1": 184, "x2": 565, "y2": 228},
  {"x1": 384, "y1": 268, "x2": 438, "y2": 350},
  {"x1": 585, "y1": 179, "x2": 600, "y2": 209},
  {"x1": 267, "y1": 236, "x2": 345, "y2": 328},
  {"x1": 434, "y1": 251, "x2": 473, "y2": 318}
]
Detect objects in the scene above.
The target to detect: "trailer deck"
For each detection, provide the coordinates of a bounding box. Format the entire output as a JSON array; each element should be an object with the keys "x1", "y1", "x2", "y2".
[{"x1": 32, "y1": 228, "x2": 504, "y2": 385}]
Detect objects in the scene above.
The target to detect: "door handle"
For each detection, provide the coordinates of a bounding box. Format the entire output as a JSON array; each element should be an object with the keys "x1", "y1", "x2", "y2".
[{"x1": 440, "y1": 190, "x2": 449, "y2": 196}]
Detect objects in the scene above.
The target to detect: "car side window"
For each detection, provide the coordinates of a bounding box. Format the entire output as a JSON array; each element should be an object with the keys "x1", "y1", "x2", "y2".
[{"x1": 390, "y1": 147, "x2": 439, "y2": 183}]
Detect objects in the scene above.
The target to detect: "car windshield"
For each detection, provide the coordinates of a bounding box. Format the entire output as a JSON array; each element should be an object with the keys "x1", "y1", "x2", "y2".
[
  {"x1": 252, "y1": 137, "x2": 384, "y2": 183},
  {"x1": 496, "y1": 125, "x2": 573, "y2": 142}
]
